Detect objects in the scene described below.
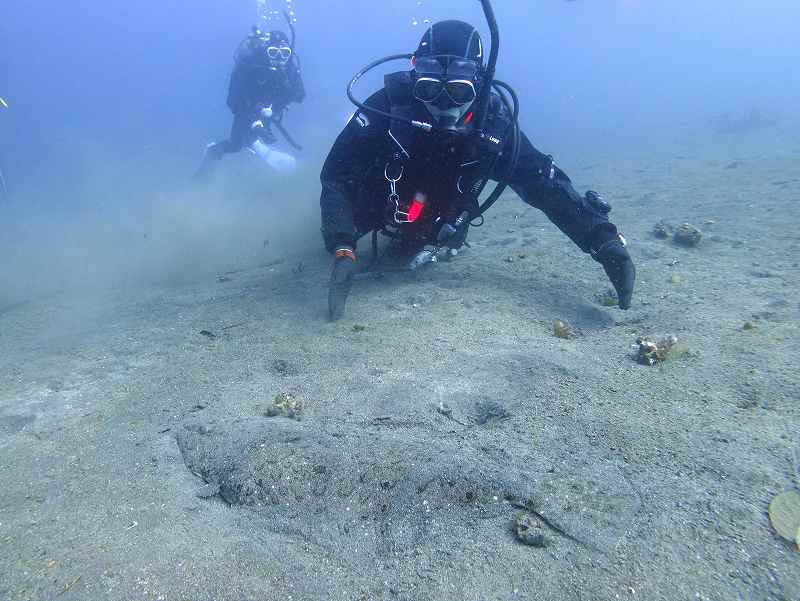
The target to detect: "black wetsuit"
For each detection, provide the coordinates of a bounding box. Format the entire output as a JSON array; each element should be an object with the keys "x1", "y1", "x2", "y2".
[
  {"x1": 208, "y1": 59, "x2": 305, "y2": 159},
  {"x1": 320, "y1": 78, "x2": 620, "y2": 257}
]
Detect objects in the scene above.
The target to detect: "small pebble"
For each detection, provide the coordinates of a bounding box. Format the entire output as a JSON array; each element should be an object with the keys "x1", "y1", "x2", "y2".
[{"x1": 553, "y1": 319, "x2": 573, "y2": 339}]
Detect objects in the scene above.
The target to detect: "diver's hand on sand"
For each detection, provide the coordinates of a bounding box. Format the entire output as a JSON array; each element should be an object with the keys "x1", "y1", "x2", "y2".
[
  {"x1": 328, "y1": 247, "x2": 357, "y2": 321},
  {"x1": 436, "y1": 211, "x2": 470, "y2": 249},
  {"x1": 594, "y1": 239, "x2": 635, "y2": 310}
]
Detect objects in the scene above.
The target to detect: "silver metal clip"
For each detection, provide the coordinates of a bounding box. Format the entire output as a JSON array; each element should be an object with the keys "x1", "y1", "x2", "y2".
[{"x1": 385, "y1": 163, "x2": 411, "y2": 224}]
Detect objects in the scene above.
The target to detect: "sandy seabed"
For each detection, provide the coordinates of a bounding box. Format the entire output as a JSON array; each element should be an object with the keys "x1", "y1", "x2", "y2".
[{"x1": 1, "y1": 129, "x2": 799, "y2": 601}]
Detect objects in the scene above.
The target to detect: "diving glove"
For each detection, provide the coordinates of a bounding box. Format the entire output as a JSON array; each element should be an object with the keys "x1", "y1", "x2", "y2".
[
  {"x1": 328, "y1": 246, "x2": 357, "y2": 321},
  {"x1": 593, "y1": 237, "x2": 635, "y2": 310},
  {"x1": 436, "y1": 211, "x2": 470, "y2": 249}
]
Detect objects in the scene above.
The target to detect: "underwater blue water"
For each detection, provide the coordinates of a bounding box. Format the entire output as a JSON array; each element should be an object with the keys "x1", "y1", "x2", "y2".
[{"x1": 0, "y1": 0, "x2": 797, "y2": 203}]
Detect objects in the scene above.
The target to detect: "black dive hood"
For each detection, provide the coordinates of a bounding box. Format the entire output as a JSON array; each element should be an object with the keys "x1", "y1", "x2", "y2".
[
  {"x1": 346, "y1": 0, "x2": 520, "y2": 219},
  {"x1": 348, "y1": 0, "x2": 499, "y2": 133}
]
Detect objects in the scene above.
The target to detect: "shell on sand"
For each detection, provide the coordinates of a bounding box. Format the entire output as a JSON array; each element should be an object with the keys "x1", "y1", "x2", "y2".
[
  {"x1": 768, "y1": 490, "x2": 800, "y2": 542},
  {"x1": 553, "y1": 319, "x2": 573, "y2": 339}
]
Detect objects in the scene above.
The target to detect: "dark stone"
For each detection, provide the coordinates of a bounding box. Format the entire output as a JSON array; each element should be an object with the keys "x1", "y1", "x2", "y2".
[{"x1": 474, "y1": 400, "x2": 511, "y2": 425}]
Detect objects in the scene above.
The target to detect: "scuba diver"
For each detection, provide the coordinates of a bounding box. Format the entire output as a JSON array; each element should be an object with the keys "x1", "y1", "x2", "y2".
[
  {"x1": 195, "y1": 20, "x2": 305, "y2": 178},
  {"x1": 321, "y1": 1, "x2": 635, "y2": 321}
]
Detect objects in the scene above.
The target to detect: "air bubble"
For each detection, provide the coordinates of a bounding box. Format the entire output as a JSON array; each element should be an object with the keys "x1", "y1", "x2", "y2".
[{"x1": 257, "y1": 0, "x2": 296, "y2": 24}]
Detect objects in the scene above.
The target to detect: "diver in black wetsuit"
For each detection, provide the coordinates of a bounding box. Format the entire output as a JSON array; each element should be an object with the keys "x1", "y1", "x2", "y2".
[
  {"x1": 196, "y1": 27, "x2": 305, "y2": 177},
  {"x1": 320, "y1": 18, "x2": 636, "y2": 321}
]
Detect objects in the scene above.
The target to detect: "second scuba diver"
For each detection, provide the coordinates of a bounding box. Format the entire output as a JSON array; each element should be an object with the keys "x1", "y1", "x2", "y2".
[
  {"x1": 196, "y1": 20, "x2": 305, "y2": 178},
  {"x1": 320, "y1": 5, "x2": 635, "y2": 321}
]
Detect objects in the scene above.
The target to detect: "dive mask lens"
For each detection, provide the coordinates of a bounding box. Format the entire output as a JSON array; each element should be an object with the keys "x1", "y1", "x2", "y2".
[
  {"x1": 414, "y1": 78, "x2": 475, "y2": 106},
  {"x1": 413, "y1": 57, "x2": 478, "y2": 106},
  {"x1": 267, "y1": 46, "x2": 292, "y2": 60},
  {"x1": 413, "y1": 77, "x2": 446, "y2": 103},
  {"x1": 444, "y1": 80, "x2": 476, "y2": 105}
]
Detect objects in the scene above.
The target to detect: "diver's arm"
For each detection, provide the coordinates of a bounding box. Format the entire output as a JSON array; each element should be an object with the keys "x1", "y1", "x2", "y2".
[
  {"x1": 319, "y1": 125, "x2": 368, "y2": 251},
  {"x1": 503, "y1": 132, "x2": 620, "y2": 253},
  {"x1": 226, "y1": 64, "x2": 249, "y2": 114},
  {"x1": 320, "y1": 91, "x2": 389, "y2": 252},
  {"x1": 501, "y1": 131, "x2": 635, "y2": 308},
  {"x1": 321, "y1": 91, "x2": 389, "y2": 322}
]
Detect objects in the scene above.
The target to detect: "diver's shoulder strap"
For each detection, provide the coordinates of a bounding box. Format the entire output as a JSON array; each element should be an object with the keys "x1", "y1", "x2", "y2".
[
  {"x1": 384, "y1": 71, "x2": 415, "y2": 159},
  {"x1": 384, "y1": 71, "x2": 413, "y2": 105}
]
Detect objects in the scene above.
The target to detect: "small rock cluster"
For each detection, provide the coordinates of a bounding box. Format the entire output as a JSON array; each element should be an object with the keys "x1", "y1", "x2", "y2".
[
  {"x1": 635, "y1": 335, "x2": 680, "y2": 366},
  {"x1": 266, "y1": 392, "x2": 303, "y2": 420},
  {"x1": 653, "y1": 220, "x2": 673, "y2": 239},
  {"x1": 674, "y1": 223, "x2": 703, "y2": 246},
  {"x1": 553, "y1": 319, "x2": 574, "y2": 339},
  {"x1": 652, "y1": 221, "x2": 703, "y2": 247},
  {"x1": 515, "y1": 512, "x2": 547, "y2": 547}
]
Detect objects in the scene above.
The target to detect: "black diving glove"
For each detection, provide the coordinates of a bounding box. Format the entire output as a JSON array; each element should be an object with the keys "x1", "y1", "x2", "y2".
[
  {"x1": 593, "y1": 238, "x2": 636, "y2": 310},
  {"x1": 436, "y1": 211, "x2": 471, "y2": 249},
  {"x1": 328, "y1": 246, "x2": 357, "y2": 321}
]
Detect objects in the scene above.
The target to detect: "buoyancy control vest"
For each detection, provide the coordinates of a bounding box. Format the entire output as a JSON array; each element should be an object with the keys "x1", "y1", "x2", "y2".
[{"x1": 380, "y1": 71, "x2": 509, "y2": 243}]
